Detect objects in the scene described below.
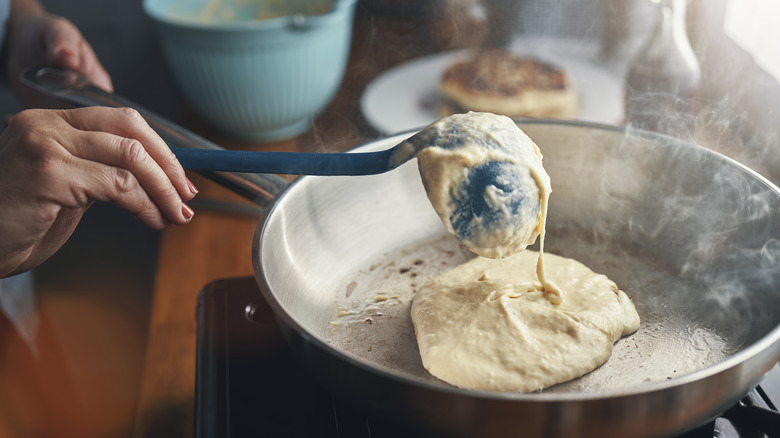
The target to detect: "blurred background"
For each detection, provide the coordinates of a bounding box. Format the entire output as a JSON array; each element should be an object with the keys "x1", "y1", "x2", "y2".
[{"x1": 0, "y1": 0, "x2": 778, "y2": 437}]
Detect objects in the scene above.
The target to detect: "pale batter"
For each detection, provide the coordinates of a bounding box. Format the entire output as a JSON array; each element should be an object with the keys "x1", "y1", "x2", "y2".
[
  {"x1": 412, "y1": 112, "x2": 547, "y2": 259},
  {"x1": 411, "y1": 250, "x2": 640, "y2": 392},
  {"x1": 407, "y1": 112, "x2": 562, "y2": 303},
  {"x1": 409, "y1": 113, "x2": 640, "y2": 392},
  {"x1": 175, "y1": 0, "x2": 333, "y2": 22}
]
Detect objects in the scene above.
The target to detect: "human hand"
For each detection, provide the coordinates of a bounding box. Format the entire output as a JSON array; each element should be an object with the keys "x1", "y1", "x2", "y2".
[
  {"x1": 6, "y1": 1, "x2": 113, "y2": 108},
  {"x1": 0, "y1": 107, "x2": 197, "y2": 278}
]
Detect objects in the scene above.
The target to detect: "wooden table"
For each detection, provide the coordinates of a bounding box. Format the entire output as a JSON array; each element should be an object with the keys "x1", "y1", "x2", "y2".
[{"x1": 131, "y1": 6, "x2": 432, "y2": 437}]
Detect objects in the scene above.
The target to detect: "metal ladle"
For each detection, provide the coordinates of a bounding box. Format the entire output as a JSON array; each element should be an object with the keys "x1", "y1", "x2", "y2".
[{"x1": 21, "y1": 66, "x2": 541, "y2": 254}]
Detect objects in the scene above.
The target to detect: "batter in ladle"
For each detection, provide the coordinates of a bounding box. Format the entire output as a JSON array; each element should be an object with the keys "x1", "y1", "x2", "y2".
[{"x1": 405, "y1": 112, "x2": 562, "y2": 303}]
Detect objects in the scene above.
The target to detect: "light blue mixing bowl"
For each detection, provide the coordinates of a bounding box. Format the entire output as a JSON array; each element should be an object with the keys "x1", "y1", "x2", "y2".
[{"x1": 144, "y1": 0, "x2": 357, "y2": 141}]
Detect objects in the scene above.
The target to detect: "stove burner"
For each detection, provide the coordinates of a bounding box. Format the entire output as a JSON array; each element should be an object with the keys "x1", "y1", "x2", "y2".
[{"x1": 194, "y1": 277, "x2": 780, "y2": 438}]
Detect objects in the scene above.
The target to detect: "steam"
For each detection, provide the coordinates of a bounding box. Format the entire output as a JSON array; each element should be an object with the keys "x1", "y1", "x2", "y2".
[{"x1": 617, "y1": 116, "x2": 780, "y2": 344}]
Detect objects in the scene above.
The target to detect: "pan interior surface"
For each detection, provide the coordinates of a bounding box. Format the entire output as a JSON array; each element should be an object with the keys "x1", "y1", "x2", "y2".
[{"x1": 258, "y1": 121, "x2": 780, "y2": 396}]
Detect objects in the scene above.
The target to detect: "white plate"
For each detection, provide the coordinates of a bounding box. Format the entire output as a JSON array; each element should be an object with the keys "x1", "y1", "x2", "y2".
[{"x1": 361, "y1": 43, "x2": 625, "y2": 135}]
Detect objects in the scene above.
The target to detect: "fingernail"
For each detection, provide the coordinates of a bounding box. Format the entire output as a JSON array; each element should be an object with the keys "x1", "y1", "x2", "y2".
[
  {"x1": 186, "y1": 177, "x2": 199, "y2": 195},
  {"x1": 182, "y1": 203, "x2": 194, "y2": 221}
]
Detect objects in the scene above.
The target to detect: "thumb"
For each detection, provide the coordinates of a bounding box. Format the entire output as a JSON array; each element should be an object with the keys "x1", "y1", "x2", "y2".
[
  {"x1": 42, "y1": 17, "x2": 114, "y2": 92},
  {"x1": 43, "y1": 18, "x2": 82, "y2": 71}
]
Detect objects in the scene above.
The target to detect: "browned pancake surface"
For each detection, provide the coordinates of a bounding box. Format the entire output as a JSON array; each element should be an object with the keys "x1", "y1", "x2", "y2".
[{"x1": 439, "y1": 49, "x2": 578, "y2": 118}]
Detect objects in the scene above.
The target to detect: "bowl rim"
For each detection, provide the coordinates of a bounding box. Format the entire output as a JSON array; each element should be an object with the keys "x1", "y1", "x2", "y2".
[{"x1": 143, "y1": 0, "x2": 357, "y2": 31}]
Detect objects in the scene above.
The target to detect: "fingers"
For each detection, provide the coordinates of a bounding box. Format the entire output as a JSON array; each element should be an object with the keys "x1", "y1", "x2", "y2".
[
  {"x1": 77, "y1": 158, "x2": 180, "y2": 230},
  {"x1": 43, "y1": 16, "x2": 114, "y2": 92},
  {"x1": 10, "y1": 108, "x2": 198, "y2": 228},
  {"x1": 42, "y1": 150, "x2": 172, "y2": 230},
  {"x1": 63, "y1": 107, "x2": 196, "y2": 196},
  {"x1": 69, "y1": 132, "x2": 193, "y2": 227},
  {"x1": 59, "y1": 107, "x2": 198, "y2": 226}
]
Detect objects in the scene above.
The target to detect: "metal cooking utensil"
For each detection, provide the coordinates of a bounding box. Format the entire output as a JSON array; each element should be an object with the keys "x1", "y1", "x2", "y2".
[
  {"x1": 20, "y1": 65, "x2": 404, "y2": 176},
  {"x1": 21, "y1": 66, "x2": 286, "y2": 207},
  {"x1": 21, "y1": 65, "x2": 526, "y2": 175},
  {"x1": 21, "y1": 65, "x2": 541, "y2": 250}
]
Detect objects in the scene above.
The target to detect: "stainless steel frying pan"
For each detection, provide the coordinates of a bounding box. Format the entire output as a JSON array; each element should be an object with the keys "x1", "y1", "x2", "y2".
[
  {"x1": 24, "y1": 66, "x2": 780, "y2": 437},
  {"x1": 252, "y1": 124, "x2": 780, "y2": 438}
]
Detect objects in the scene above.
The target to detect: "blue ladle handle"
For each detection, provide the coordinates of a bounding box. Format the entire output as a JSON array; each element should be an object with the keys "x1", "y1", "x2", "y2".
[{"x1": 170, "y1": 147, "x2": 395, "y2": 176}]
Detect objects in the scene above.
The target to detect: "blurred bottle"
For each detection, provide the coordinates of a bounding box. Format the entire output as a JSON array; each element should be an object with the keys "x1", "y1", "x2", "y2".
[
  {"x1": 481, "y1": 0, "x2": 518, "y2": 48},
  {"x1": 624, "y1": 0, "x2": 701, "y2": 137}
]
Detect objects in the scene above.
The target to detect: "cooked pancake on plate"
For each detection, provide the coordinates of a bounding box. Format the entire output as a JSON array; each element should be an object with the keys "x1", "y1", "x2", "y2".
[{"x1": 438, "y1": 49, "x2": 579, "y2": 119}]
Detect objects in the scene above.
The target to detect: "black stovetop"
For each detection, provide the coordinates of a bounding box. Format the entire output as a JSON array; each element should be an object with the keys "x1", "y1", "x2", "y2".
[{"x1": 194, "y1": 277, "x2": 780, "y2": 438}]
